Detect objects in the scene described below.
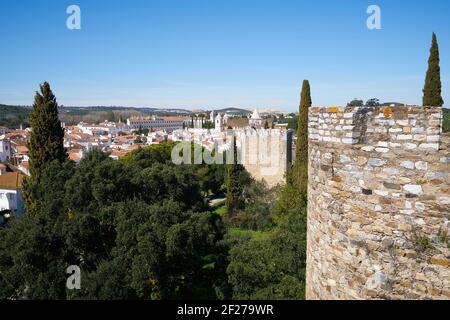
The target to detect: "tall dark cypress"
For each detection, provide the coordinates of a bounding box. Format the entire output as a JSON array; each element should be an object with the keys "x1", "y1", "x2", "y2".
[
  {"x1": 226, "y1": 136, "x2": 244, "y2": 216},
  {"x1": 423, "y1": 33, "x2": 444, "y2": 106},
  {"x1": 28, "y1": 82, "x2": 67, "y2": 181},
  {"x1": 292, "y1": 80, "x2": 311, "y2": 196}
]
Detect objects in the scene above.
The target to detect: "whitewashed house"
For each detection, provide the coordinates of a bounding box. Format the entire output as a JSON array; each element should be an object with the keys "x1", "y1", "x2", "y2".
[
  {"x1": 0, "y1": 139, "x2": 11, "y2": 163},
  {"x1": 0, "y1": 127, "x2": 9, "y2": 135},
  {"x1": 0, "y1": 172, "x2": 25, "y2": 217},
  {"x1": 249, "y1": 109, "x2": 264, "y2": 127}
]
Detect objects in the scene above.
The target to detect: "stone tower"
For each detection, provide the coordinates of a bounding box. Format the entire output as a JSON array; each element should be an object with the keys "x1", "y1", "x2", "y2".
[
  {"x1": 249, "y1": 109, "x2": 264, "y2": 128},
  {"x1": 306, "y1": 106, "x2": 449, "y2": 300},
  {"x1": 215, "y1": 113, "x2": 223, "y2": 131},
  {"x1": 236, "y1": 128, "x2": 293, "y2": 187}
]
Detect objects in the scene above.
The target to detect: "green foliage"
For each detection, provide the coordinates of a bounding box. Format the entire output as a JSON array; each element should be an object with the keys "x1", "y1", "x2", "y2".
[
  {"x1": 0, "y1": 160, "x2": 75, "y2": 299},
  {"x1": 0, "y1": 146, "x2": 228, "y2": 299},
  {"x1": 226, "y1": 139, "x2": 248, "y2": 216},
  {"x1": 291, "y1": 80, "x2": 311, "y2": 200},
  {"x1": 272, "y1": 180, "x2": 305, "y2": 224},
  {"x1": 106, "y1": 111, "x2": 116, "y2": 122},
  {"x1": 135, "y1": 128, "x2": 150, "y2": 136},
  {"x1": 423, "y1": 33, "x2": 444, "y2": 107},
  {"x1": 275, "y1": 115, "x2": 299, "y2": 131},
  {"x1": 76, "y1": 200, "x2": 227, "y2": 299},
  {"x1": 196, "y1": 162, "x2": 226, "y2": 196},
  {"x1": 227, "y1": 228, "x2": 273, "y2": 241},
  {"x1": 213, "y1": 204, "x2": 227, "y2": 216},
  {"x1": 120, "y1": 141, "x2": 176, "y2": 167},
  {"x1": 122, "y1": 142, "x2": 226, "y2": 198},
  {"x1": 27, "y1": 82, "x2": 67, "y2": 182},
  {"x1": 413, "y1": 232, "x2": 433, "y2": 253},
  {"x1": 230, "y1": 181, "x2": 276, "y2": 231},
  {"x1": 202, "y1": 120, "x2": 215, "y2": 129},
  {"x1": 23, "y1": 82, "x2": 67, "y2": 216},
  {"x1": 0, "y1": 105, "x2": 31, "y2": 129},
  {"x1": 366, "y1": 98, "x2": 380, "y2": 106},
  {"x1": 227, "y1": 208, "x2": 306, "y2": 300},
  {"x1": 347, "y1": 99, "x2": 364, "y2": 107},
  {"x1": 442, "y1": 108, "x2": 449, "y2": 133}
]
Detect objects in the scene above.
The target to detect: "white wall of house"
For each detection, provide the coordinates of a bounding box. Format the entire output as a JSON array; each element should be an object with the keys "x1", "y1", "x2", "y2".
[
  {"x1": 0, "y1": 140, "x2": 11, "y2": 163},
  {"x1": 127, "y1": 118, "x2": 184, "y2": 131},
  {"x1": 0, "y1": 188, "x2": 24, "y2": 216},
  {"x1": 18, "y1": 165, "x2": 30, "y2": 176}
]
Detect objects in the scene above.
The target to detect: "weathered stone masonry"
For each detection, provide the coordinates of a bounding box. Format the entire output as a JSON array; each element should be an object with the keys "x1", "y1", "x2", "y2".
[
  {"x1": 238, "y1": 129, "x2": 293, "y2": 187},
  {"x1": 306, "y1": 106, "x2": 449, "y2": 299}
]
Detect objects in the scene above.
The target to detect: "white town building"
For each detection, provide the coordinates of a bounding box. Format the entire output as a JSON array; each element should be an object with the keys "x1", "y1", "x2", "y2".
[
  {"x1": 0, "y1": 139, "x2": 11, "y2": 163},
  {"x1": 0, "y1": 172, "x2": 25, "y2": 217},
  {"x1": 126, "y1": 116, "x2": 187, "y2": 132},
  {"x1": 249, "y1": 109, "x2": 264, "y2": 127}
]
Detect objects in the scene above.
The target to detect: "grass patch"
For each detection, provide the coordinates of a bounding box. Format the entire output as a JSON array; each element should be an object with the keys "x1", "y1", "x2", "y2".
[
  {"x1": 413, "y1": 232, "x2": 433, "y2": 252},
  {"x1": 227, "y1": 227, "x2": 274, "y2": 241}
]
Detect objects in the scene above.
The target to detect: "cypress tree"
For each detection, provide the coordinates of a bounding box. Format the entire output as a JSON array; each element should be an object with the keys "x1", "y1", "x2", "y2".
[
  {"x1": 292, "y1": 80, "x2": 311, "y2": 197},
  {"x1": 226, "y1": 136, "x2": 245, "y2": 216},
  {"x1": 272, "y1": 81, "x2": 311, "y2": 222},
  {"x1": 27, "y1": 82, "x2": 67, "y2": 181},
  {"x1": 423, "y1": 33, "x2": 444, "y2": 106}
]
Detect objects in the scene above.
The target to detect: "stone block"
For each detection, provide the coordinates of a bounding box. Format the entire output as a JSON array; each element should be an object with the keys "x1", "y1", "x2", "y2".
[
  {"x1": 375, "y1": 147, "x2": 389, "y2": 153},
  {"x1": 403, "y1": 184, "x2": 423, "y2": 195},
  {"x1": 400, "y1": 161, "x2": 414, "y2": 169},
  {"x1": 419, "y1": 143, "x2": 439, "y2": 150},
  {"x1": 397, "y1": 134, "x2": 413, "y2": 140},
  {"x1": 368, "y1": 158, "x2": 385, "y2": 167},
  {"x1": 414, "y1": 161, "x2": 428, "y2": 170},
  {"x1": 361, "y1": 146, "x2": 374, "y2": 152}
]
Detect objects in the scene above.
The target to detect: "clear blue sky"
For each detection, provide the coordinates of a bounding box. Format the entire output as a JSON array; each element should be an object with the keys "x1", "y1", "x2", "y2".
[{"x1": 0, "y1": 0, "x2": 449, "y2": 111}]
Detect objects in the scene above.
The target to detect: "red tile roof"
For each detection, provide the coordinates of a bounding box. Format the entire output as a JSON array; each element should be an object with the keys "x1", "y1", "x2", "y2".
[{"x1": 16, "y1": 146, "x2": 29, "y2": 153}]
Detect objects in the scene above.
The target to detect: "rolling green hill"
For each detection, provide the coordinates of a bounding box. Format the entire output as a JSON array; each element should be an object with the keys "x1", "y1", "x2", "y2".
[
  {"x1": 0, "y1": 105, "x2": 32, "y2": 128},
  {"x1": 0, "y1": 105, "x2": 194, "y2": 128}
]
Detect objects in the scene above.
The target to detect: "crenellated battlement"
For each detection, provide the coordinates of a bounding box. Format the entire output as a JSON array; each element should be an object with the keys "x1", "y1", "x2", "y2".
[
  {"x1": 308, "y1": 106, "x2": 443, "y2": 150},
  {"x1": 306, "y1": 106, "x2": 449, "y2": 300}
]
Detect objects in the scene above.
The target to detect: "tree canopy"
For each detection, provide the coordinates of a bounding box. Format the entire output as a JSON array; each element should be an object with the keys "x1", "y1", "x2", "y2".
[
  {"x1": 0, "y1": 144, "x2": 229, "y2": 299},
  {"x1": 27, "y1": 82, "x2": 66, "y2": 181},
  {"x1": 423, "y1": 33, "x2": 444, "y2": 107},
  {"x1": 347, "y1": 98, "x2": 364, "y2": 107}
]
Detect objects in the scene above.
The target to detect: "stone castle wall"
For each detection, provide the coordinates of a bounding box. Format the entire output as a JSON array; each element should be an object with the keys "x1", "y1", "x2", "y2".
[{"x1": 306, "y1": 106, "x2": 449, "y2": 300}]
